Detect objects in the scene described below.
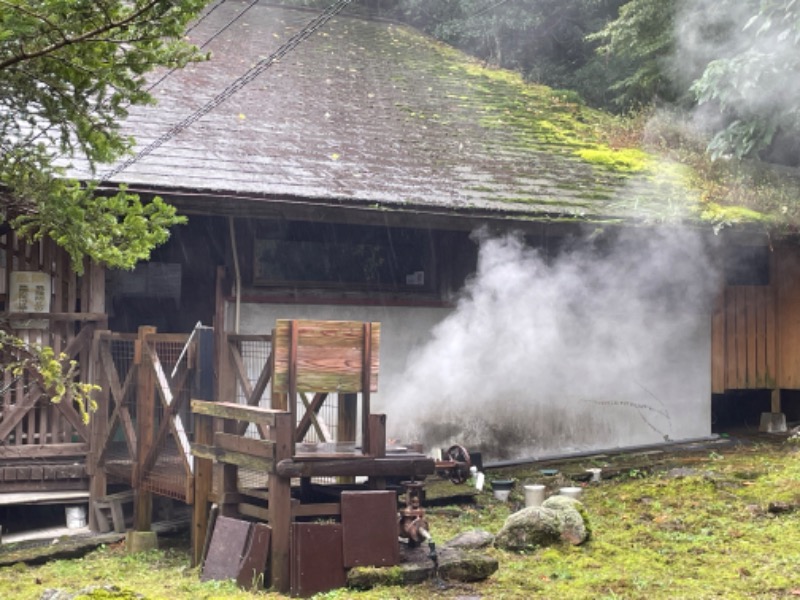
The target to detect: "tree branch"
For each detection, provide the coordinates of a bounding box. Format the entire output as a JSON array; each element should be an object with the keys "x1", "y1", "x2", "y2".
[{"x1": 0, "y1": 0, "x2": 166, "y2": 71}]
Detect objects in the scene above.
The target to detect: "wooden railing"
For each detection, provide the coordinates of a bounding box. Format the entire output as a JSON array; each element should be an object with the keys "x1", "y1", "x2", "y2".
[{"x1": 191, "y1": 400, "x2": 293, "y2": 593}]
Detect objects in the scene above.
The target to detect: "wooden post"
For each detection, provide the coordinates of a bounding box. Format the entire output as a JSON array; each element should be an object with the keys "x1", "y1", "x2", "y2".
[
  {"x1": 192, "y1": 327, "x2": 215, "y2": 567},
  {"x1": 360, "y1": 323, "x2": 372, "y2": 454},
  {"x1": 213, "y1": 267, "x2": 238, "y2": 518},
  {"x1": 772, "y1": 249, "x2": 782, "y2": 413},
  {"x1": 134, "y1": 326, "x2": 156, "y2": 532},
  {"x1": 269, "y1": 412, "x2": 293, "y2": 594},
  {"x1": 337, "y1": 393, "x2": 357, "y2": 484},
  {"x1": 88, "y1": 330, "x2": 110, "y2": 531},
  {"x1": 367, "y1": 414, "x2": 386, "y2": 490},
  {"x1": 271, "y1": 328, "x2": 287, "y2": 411},
  {"x1": 192, "y1": 413, "x2": 213, "y2": 566}
]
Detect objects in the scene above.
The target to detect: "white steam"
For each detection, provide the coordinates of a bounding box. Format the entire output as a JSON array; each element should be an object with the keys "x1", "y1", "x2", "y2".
[{"x1": 384, "y1": 228, "x2": 719, "y2": 460}]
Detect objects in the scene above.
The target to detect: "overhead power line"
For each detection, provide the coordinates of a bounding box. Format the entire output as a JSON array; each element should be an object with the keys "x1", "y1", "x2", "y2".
[
  {"x1": 146, "y1": 0, "x2": 262, "y2": 92},
  {"x1": 100, "y1": 0, "x2": 355, "y2": 182}
]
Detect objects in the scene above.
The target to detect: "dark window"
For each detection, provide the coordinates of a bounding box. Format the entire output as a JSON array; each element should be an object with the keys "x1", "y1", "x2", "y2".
[
  {"x1": 253, "y1": 222, "x2": 431, "y2": 290},
  {"x1": 725, "y1": 245, "x2": 770, "y2": 286}
]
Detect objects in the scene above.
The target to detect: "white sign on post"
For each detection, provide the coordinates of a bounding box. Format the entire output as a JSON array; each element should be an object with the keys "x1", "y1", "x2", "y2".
[{"x1": 9, "y1": 271, "x2": 51, "y2": 329}]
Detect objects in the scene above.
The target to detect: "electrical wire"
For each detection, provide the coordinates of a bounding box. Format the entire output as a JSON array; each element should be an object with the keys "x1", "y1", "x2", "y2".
[
  {"x1": 100, "y1": 0, "x2": 355, "y2": 182},
  {"x1": 146, "y1": 0, "x2": 262, "y2": 92}
]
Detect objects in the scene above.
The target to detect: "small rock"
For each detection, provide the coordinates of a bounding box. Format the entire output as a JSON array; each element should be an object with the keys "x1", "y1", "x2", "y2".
[
  {"x1": 767, "y1": 501, "x2": 795, "y2": 514},
  {"x1": 445, "y1": 529, "x2": 495, "y2": 550}
]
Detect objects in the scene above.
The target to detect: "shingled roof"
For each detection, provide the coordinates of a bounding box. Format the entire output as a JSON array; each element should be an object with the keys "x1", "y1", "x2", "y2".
[{"x1": 78, "y1": 2, "x2": 703, "y2": 224}]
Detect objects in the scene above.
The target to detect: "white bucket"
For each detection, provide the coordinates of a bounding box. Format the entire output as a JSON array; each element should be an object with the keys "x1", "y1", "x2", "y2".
[
  {"x1": 493, "y1": 489, "x2": 511, "y2": 502},
  {"x1": 65, "y1": 505, "x2": 87, "y2": 529},
  {"x1": 559, "y1": 487, "x2": 583, "y2": 500},
  {"x1": 524, "y1": 484, "x2": 546, "y2": 507}
]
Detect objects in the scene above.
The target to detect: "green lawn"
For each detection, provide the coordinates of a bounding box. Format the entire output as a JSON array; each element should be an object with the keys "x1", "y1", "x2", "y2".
[{"x1": 1, "y1": 438, "x2": 798, "y2": 599}]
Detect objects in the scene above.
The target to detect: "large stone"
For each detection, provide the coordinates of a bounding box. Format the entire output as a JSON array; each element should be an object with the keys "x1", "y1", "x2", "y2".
[
  {"x1": 347, "y1": 545, "x2": 497, "y2": 589},
  {"x1": 437, "y1": 548, "x2": 499, "y2": 582},
  {"x1": 542, "y1": 495, "x2": 591, "y2": 544},
  {"x1": 496, "y1": 496, "x2": 591, "y2": 551},
  {"x1": 494, "y1": 506, "x2": 562, "y2": 551}
]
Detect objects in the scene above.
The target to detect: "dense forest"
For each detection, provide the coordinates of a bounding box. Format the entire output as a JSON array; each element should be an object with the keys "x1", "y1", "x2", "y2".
[{"x1": 289, "y1": 0, "x2": 800, "y2": 167}]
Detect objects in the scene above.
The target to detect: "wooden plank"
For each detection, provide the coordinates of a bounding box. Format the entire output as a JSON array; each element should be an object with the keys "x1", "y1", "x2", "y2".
[
  {"x1": 214, "y1": 432, "x2": 275, "y2": 458},
  {"x1": 53, "y1": 394, "x2": 90, "y2": 443},
  {"x1": 724, "y1": 287, "x2": 735, "y2": 390},
  {"x1": 0, "y1": 443, "x2": 88, "y2": 459},
  {"x1": 295, "y1": 392, "x2": 330, "y2": 443},
  {"x1": 291, "y1": 502, "x2": 341, "y2": 518},
  {"x1": 191, "y1": 399, "x2": 279, "y2": 426},
  {"x1": 99, "y1": 343, "x2": 137, "y2": 458},
  {"x1": 711, "y1": 288, "x2": 726, "y2": 394},
  {"x1": 191, "y1": 443, "x2": 275, "y2": 472},
  {"x1": 0, "y1": 387, "x2": 42, "y2": 440},
  {"x1": 275, "y1": 457, "x2": 436, "y2": 478},
  {"x1": 1, "y1": 312, "x2": 107, "y2": 322},
  {"x1": 745, "y1": 287, "x2": 757, "y2": 387},
  {"x1": 147, "y1": 346, "x2": 193, "y2": 474},
  {"x1": 735, "y1": 288, "x2": 747, "y2": 389},
  {"x1": 229, "y1": 341, "x2": 255, "y2": 401},
  {"x1": 755, "y1": 287, "x2": 768, "y2": 387},
  {"x1": 766, "y1": 279, "x2": 777, "y2": 388},
  {"x1": 272, "y1": 320, "x2": 380, "y2": 393},
  {"x1": 237, "y1": 502, "x2": 271, "y2": 522}
]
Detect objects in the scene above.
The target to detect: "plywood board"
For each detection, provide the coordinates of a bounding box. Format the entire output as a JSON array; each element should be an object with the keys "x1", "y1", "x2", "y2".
[
  {"x1": 291, "y1": 523, "x2": 346, "y2": 597},
  {"x1": 201, "y1": 515, "x2": 251, "y2": 582},
  {"x1": 341, "y1": 490, "x2": 399, "y2": 568}
]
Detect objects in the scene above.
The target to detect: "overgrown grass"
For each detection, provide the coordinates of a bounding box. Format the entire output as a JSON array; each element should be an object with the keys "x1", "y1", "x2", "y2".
[{"x1": 2, "y1": 441, "x2": 799, "y2": 599}]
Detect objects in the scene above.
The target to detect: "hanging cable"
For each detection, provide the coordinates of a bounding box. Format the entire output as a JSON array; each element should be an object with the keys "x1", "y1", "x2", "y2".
[
  {"x1": 100, "y1": 0, "x2": 355, "y2": 183},
  {"x1": 146, "y1": 0, "x2": 262, "y2": 92}
]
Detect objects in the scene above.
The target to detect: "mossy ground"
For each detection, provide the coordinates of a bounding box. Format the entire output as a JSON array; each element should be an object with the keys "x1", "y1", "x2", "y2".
[{"x1": 2, "y1": 439, "x2": 798, "y2": 599}]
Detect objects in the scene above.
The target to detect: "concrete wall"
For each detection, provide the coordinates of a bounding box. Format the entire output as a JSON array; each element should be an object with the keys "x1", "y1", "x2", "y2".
[
  {"x1": 231, "y1": 301, "x2": 450, "y2": 408},
  {"x1": 230, "y1": 299, "x2": 712, "y2": 461}
]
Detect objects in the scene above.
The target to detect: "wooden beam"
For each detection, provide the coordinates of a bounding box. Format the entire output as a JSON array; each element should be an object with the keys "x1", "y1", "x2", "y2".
[
  {"x1": 275, "y1": 457, "x2": 435, "y2": 479},
  {"x1": 191, "y1": 399, "x2": 280, "y2": 426},
  {"x1": 214, "y1": 432, "x2": 274, "y2": 458},
  {"x1": 191, "y1": 443, "x2": 275, "y2": 472},
  {"x1": 295, "y1": 392, "x2": 329, "y2": 442},
  {"x1": 0, "y1": 443, "x2": 88, "y2": 459},
  {"x1": 1, "y1": 312, "x2": 107, "y2": 322}
]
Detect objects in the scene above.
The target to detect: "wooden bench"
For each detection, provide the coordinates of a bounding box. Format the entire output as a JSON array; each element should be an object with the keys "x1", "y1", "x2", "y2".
[{"x1": 93, "y1": 490, "x2": 134, "y2": 533}]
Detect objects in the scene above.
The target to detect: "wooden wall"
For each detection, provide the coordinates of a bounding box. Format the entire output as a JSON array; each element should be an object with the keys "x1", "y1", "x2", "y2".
[
  {"x1": 0, "y1": 232, "x2": 105, "y2": 492},
  {"x1": 712, "y1": 244, "x2": 800, "y2": 393}
]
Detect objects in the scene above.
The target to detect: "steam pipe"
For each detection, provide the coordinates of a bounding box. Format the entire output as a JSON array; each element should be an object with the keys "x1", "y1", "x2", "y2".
[{"x1": 483, "y1": 434, "x2": 722, "y2": 470}]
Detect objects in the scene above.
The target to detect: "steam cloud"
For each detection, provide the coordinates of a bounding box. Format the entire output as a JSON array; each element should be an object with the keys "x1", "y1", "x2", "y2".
[{"x1": 384, "y1": 228, "x2": 719, "y2": 461}]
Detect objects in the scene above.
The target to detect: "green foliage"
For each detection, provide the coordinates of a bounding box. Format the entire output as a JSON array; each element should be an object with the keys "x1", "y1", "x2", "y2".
[
  {"x1": 691, "y1": 0, "x2": 800, "y2": 160},
  {"x1": 0, "y1": 330, "x2": 98, "y2": 422},
  {"x1": 0, "y1": 0, "x2": 207, "y2": 269},
  {"x1": 590, "y1": 0, "x2": 680, "y2": 108}
]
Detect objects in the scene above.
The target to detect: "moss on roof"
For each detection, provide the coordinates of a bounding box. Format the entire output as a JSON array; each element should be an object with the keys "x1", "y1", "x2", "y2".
[{"x1": 82, "y1": 4, "x2": 799, "y2": 231}]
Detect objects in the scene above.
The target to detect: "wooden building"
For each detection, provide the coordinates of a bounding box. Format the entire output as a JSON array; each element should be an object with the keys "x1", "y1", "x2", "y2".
[{"x1": 3, "y1": 3, "x2": 799, "y2": 546}]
